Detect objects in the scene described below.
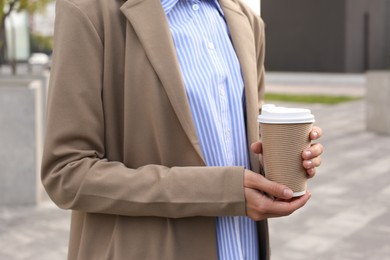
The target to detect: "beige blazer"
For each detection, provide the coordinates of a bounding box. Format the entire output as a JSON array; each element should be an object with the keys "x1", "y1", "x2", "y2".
[{"x1": 41, "y1": 0, "x2": 268, "y2": 259}]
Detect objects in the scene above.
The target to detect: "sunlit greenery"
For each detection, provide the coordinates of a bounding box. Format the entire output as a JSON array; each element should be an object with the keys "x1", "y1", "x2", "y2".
[
  {"x1": 30, "y1": 33, "x2": 53, "y2": 54},
  {"x1": 0, "y1": 0, "x2": 52, "y2": 21},
  {"x1": 265, "y1": 93, "x2": 362, "y2": 104},
  {"x1": 0, "y1": 0, "x2": 53, "y2": 70}
]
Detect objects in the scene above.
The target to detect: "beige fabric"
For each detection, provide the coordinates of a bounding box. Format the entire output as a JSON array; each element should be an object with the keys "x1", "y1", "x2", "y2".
[{"x1": 41, "y1": 0, "x2": 268, "y2": 259}]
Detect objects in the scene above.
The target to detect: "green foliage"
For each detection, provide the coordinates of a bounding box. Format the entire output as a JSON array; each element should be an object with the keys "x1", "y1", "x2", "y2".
[
  {"x1": 0, "y1": 0, "x2": 53, "y2": 22},
  {"x1": 265, "y1": 93, "x2": 362, "y2": 104},
  {"x1": 0, "y1": 0, "x2": 53, "y2": 66},
  {"x1": 17, "y1": 0, "x2": 53, "y2": 13},
  {"x1": 30, "y1": 33, "x2": 53, "y2": 54}
]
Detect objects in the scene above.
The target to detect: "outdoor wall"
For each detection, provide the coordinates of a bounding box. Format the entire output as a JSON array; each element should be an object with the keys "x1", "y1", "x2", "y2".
[
  {"x1": 345, "y1": 0, "x2": 390, "y2": 71},
  {"x1": 0, "y1": 76, "x2": 48, "y2": 206},
  {"x1": 262, "y1": 0, "x2": 390, "y2": 72},
  {"x1": 262, "y1": 0, "x2": 346, "y2": 72},
  {"x1": 344, "y1": 0, "x2": 366, "y2": 72},
  {"x1": 366, "y1": 0, "x2": 390, "y2": 70},
  {"x1": 345, "y1": 0, "x2": 390, "y2": 72},
  {"x1": 386, "y1": 0, "x2": 390, "y2": 69}
]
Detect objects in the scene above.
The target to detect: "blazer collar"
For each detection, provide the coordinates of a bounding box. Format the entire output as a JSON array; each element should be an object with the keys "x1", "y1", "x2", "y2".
[
  {"x1": 120, "y1": 0, "x2": 259, "y2": 170},
  {"x1": 160, "y1": 0, "x2": 178, "y2": 14},
  {"x1": 120, "y1": 0, "x2": 205, "y2": 163}
]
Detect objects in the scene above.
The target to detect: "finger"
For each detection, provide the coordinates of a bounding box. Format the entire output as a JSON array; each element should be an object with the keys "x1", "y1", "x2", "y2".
[
  {"x1": 244, "y1": 170, "x2": 293, "y2": 199},
  {"x1": 265, "y1": 191, "x2": 311, "y2": 217},
  {"x1": 303, "y1": 156, "x2": 322, "y2": 169},
  {"x1": 306, "y1": 168, "x2": 316, "y2": 178},
  {"x1": 246, "y1": 189, "x2": 312, "y2": 220},
  {"x1": 310, "y1": 126, "x2": 323, "y2": 140},
  {"x1": 250, "y1": 141, "x2": 263, "y2": 154},
  {"x1": 302, "y1": 143, "x2": 324, "y2": 160}
]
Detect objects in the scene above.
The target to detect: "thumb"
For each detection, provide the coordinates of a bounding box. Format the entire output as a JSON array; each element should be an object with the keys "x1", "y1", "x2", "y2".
[
  {"x1": 244, "y1": 170, "x2": 293, "y2": 199},
  {"x1": 250, "y1": 141, "x2": 263, "y2": 154}
]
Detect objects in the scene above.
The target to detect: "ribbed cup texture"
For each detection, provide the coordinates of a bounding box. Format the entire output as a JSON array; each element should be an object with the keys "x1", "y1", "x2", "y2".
[{"x1": 260, "y1": 123, "x2": 313, "y2": 195}]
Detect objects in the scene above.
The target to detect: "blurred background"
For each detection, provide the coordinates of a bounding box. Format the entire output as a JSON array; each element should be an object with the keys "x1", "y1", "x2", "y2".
[
  {"x1": 1, "y1": 0, "x2": 390, "y2": 259},
  {"x1": 0, "y1": 0, "x2": 54, "y2": 75}
]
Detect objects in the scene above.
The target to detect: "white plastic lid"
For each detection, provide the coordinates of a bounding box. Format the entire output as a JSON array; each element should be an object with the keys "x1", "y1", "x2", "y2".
[{"x1": 258, "y1": 104, "x2": 315, "y2": 124}]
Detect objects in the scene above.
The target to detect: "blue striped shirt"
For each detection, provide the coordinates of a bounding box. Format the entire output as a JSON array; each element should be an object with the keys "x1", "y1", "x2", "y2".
[{"x1": 161, "y1": 0, "x2": 259, "y2": 259}]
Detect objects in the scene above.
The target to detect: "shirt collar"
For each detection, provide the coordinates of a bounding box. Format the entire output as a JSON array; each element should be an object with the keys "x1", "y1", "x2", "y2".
[
  {"x1": 161, "y1": 0, "x2": 179, "y2": 15},
  {"x1": 161, "y1": 0, "x2": 225, "y2": 16}
]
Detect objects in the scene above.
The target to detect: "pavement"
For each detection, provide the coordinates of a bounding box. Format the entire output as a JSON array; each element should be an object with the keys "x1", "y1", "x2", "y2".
[
  {"x1": 267, "y1": 73, "x2": 390, "y2": 260},
  {"x1": 1, "y1": 72, "x2": 390, "y2": 260}
]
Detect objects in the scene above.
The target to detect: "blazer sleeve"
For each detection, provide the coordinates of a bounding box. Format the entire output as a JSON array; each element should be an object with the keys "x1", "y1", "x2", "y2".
[{"x1": 41, "y1": 0, "x2": 246, "y2": 218}]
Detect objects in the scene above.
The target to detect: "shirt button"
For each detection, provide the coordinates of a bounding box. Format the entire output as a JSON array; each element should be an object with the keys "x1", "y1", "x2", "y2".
[
  {"x1": 208, "y1": 42, "x2": 214, "y2": 49},
  {"x1": 225, "y1": 130, "x2": 231, "y2": 138},
  {"x1": 219, "y1": 88, "x2": 225, "y2": 97},
  {"x1": 192, "y1": 4, "x2": 199, "y2": 10}
]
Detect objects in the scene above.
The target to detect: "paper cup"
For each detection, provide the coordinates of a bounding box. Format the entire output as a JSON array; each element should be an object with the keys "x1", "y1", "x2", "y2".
[{"x1": 258, "y1": 104, "x2": 315, "y2": 197}]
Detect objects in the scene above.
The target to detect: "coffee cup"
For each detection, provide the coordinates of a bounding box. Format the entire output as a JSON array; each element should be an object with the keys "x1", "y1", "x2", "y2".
[{"x1": 258, "y1": 104, "x2": 315, "y2": 197}]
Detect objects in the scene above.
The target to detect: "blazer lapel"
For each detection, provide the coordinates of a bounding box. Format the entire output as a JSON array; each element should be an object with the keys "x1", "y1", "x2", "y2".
[
  {"x1": 120, "y1": 0, "x2": 261, "y2": 170},
  {"x1": 219, "y1": 0, "x2": 261, "y2": 172},
  {"x1": 120, "y1": 0, "x2": 205, "y2": 164}
]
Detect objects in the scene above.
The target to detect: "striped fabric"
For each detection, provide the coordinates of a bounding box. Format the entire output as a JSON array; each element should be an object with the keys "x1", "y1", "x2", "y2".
[{"x1": 161, "y1": 0, "x2": 259, "y2": 259}]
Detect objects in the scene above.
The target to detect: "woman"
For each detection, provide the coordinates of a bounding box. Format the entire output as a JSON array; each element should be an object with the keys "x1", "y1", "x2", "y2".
[{"x1": 41, "y1": 0, "x2": 323, "y2": 259}]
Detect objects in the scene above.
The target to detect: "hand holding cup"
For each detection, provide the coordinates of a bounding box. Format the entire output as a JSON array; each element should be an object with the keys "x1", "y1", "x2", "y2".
[
  {"x1": 244, "y1": 114, "x2": 323, "y2": 220},
  {"x1": 258, "y1": 104, "x2": 317, "y2": 197}
]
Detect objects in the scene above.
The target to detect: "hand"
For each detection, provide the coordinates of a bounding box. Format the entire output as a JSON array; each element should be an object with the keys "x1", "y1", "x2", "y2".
[
  {"x1": 244, "y1": 170, "x2": 311, "y2": 221},
  {"x1": 251, "y1": 125, "x2": 324, "y2": 178},
  {"x1": 302, "y1": 126, "x2": 323, "y2": 178},
  {"x1": 245, "y1": 126, "x2": 323, "y2": 221}
]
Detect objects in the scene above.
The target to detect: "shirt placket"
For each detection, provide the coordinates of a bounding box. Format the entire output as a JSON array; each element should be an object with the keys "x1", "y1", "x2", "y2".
[
  {"x1": 205, "y1": 18, "x2": 234, "y2": 166},
  {"x1": 218, "y1": 81, "x2": 234, "y2": 166},
  {"x1": 192, "y1": 0, "x2": 234, "y2": 166}
]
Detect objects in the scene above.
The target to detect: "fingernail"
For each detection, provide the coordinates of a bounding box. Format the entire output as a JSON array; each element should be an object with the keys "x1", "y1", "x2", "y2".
[
  {"x1": 304, "y1": 150, "x2": 311, "y2": 158},
  {"x1": 306, "y1": 160, "x2": 313, "y2": 167},
  {"x1": 283, "y1": 188, "x2": 293, "y2": 198},
  {"x1": 312, "y1": 131, "x2": 318, "y2": 138}
]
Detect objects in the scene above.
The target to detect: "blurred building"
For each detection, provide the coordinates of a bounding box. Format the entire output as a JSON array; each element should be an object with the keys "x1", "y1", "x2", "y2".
[
  {"x1": 31, "y1": 2, "x2": 56, "y2": 37},
  {"x1": 2, "y1": 2, "x2": 56, "y2": 62},
  {"x1": 261, "y1": 0, "x2": 390, "y2": 72},
  {"x1": 5, "y1": 11, "x2": 30, "y2": 61},
  {"x1": 243, "y1": 0, "x2": 261, "y2": 15}
]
